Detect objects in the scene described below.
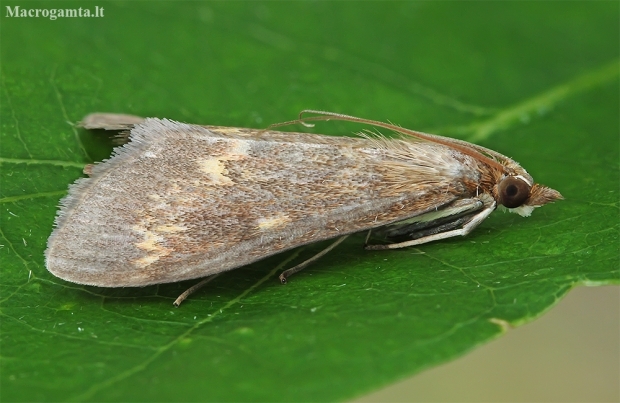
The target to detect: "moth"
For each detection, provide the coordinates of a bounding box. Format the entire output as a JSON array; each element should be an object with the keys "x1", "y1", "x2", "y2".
[{"x1": 46, "y1": 111, "x2": 562, "y2": 304}]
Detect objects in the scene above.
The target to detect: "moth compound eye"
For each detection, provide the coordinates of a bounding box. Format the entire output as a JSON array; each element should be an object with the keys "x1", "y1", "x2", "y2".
[{"x1": 498, "y1": 176, "x2": 530, "y2": 208}]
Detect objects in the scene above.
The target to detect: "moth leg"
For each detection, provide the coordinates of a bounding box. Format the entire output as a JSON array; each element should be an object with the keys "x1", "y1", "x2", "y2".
[
  {"x1": 365, "y1": 203, "x2": 495, "y2": 250},
  {"x1": 279, "y1": 235, "x2": 349, "y2": 284},
  {"x1": 173, "y1": 273, "x2": 221, "y2": 307},
  {"x1": 364, "y1": 230, "x2": 373, "y2": 244}
]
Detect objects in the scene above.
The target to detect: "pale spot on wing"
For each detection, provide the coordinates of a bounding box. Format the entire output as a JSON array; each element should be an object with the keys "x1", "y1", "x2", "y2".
[
  {"x1": 197, "y1": 139, "x2": 250, "y2": 185},
  {"x1": 154, "y1": 224, "x2": 187, "y2": 233},
  {"x1": 134, "y1": 254, "x2": 162, "y2": 268},
  {"x1": 132, "y1": 221, "x2": 176, "y2": 268},
  {"x1": 198, "y1": 158, "x2": 233, "y2": 185},
  {"x1": 213, "y1": 127, "x2": 257, "y2": 137},
  {"x1": 135, "y1": 230, "x2": 162, "y2": 252},
  {"x1": 257, "y1": 214, "x2": 291, "y2": 230}
]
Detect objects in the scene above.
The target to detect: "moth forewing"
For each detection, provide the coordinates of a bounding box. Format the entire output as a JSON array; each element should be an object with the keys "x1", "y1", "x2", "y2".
[
  {"x1": 46, "y1": 112, "x2": 563, "y2": 292},
  {"x1": 47, "y1": 118, "x2": 461, "y2": 287}
]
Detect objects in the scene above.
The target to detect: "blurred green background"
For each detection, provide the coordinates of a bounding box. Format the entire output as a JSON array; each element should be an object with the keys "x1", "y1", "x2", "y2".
[{"x1": 1, "y1": 1, "x2": 618, "y2": 402}]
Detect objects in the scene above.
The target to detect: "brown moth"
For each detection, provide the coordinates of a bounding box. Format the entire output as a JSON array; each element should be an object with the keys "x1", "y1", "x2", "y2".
[{"x1": 46, "y1": 111, "x2": 562, "y2": 303}]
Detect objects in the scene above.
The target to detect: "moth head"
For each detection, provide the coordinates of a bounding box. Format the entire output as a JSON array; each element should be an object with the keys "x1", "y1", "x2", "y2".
[{"x1": 497, "y1": 174, "x2": 563, "y2": 217}]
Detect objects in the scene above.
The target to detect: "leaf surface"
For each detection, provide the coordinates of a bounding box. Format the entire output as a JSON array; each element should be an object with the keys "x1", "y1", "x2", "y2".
[{"x1": 1, "y1": 2, "x2": 618, "y2": 401}]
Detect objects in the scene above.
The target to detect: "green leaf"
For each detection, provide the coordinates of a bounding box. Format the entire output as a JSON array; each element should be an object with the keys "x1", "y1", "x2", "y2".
[{"x1": 1, "y1": 2, "x2": 618, "y2": 402}]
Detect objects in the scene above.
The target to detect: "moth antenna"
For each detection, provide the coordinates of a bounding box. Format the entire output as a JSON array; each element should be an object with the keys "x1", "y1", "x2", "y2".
[{"x1": 296, "y1": 110, "x2": 511, "y2": 174}]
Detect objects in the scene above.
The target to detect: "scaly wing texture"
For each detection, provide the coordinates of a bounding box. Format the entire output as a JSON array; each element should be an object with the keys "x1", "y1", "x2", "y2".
[{"x1": 46, "y1": 119, "x2": 473, "y2": 286}]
